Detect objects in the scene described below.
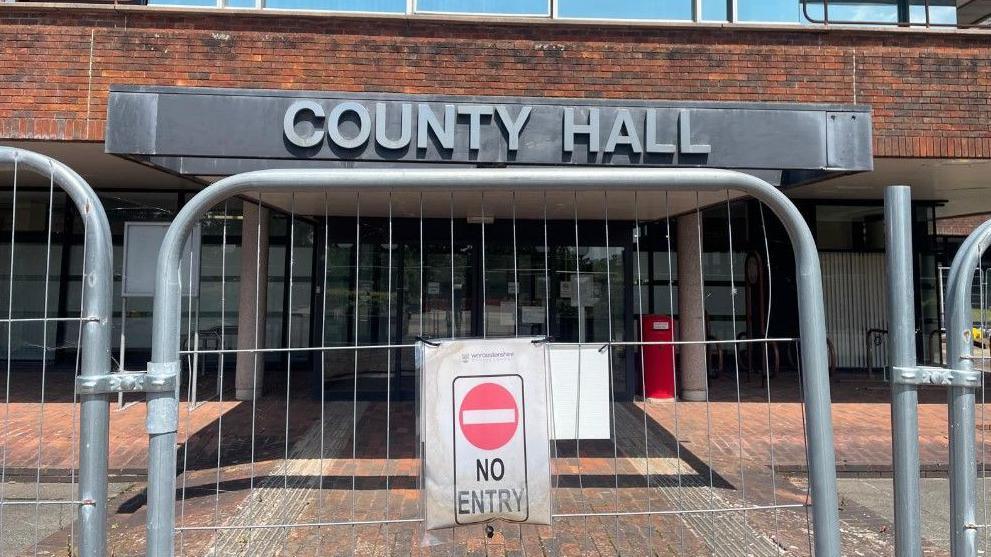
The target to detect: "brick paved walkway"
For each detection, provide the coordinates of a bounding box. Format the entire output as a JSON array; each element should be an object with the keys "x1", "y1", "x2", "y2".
[{"x1": 3, "y1": 368, "x2": 986, "y2": 555}]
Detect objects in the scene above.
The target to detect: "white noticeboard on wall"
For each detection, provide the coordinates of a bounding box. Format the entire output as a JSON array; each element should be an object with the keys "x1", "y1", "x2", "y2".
[
  {"x1": 548, "y1": 344, "x2": 612, "y2": 440},
  {"x1": 420, "y1": 337, "x2": 552, "y2": 531},
  {"x1": 122, "y1": 222, "x2": 202, "y2": 297}
]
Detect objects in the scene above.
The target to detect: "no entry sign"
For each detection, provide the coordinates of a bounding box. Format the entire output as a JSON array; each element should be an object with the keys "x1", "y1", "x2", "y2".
[
  {"x1": 420, "y1": 338, "x2": 551, "y2": 530},
  {"x1": 458, "y1": 382, "x2": 518, "y2": 451}
]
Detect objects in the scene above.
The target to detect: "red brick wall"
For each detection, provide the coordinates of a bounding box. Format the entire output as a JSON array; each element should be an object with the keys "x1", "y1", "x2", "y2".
[
  {"x1": 1, "y1": 5, "x2": 990, "y2": 158},
  {"x1": 937, "y1": 213, "x2": 991, "y2": 236}
]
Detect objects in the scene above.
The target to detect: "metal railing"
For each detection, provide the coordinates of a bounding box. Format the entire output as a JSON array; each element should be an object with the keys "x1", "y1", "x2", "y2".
[
  {"x1": 944, "y1": 216, "x2": 991, "y2": 556},
  {"x1": 142, "y1": 167, "x2": 842, "y2": 556},
  {"x1": 0, "y1": 146, "x2": 114, "y2": 557},
  {"x1": 885, "y1": 187, "x2": 991, "y2": 557}
]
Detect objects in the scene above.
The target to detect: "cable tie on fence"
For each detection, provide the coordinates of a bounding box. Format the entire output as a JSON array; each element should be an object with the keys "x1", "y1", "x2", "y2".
[
  {"x1": 598, "y1": 342, "x2": 610, "y2": 353},
  {"x1": 531, "y1": 336, "x2": 553, "y2": 345},
  {"x1": 415, "y1": 336, "x2": 441, "y2": 347}
]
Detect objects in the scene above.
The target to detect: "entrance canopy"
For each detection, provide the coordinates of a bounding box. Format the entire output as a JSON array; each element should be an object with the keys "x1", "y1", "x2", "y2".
[{"x1": 105, "y1": 86, "x2": 873, "y2": 217}]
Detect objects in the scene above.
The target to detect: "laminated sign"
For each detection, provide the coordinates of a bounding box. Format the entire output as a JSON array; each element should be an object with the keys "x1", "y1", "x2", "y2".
[{"x1": 420, "y1": 337, "x2": 551, "y2": 530}]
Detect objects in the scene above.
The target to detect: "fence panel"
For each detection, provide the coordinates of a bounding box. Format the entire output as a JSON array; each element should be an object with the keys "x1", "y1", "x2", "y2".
[
  {"x1": 944, "y1": 216, "x2": 991, "y2": 557},
  {"x1": 0, "y1": 146, "x2": 113, "y2": 557},
  {"x1": 886, "y1": 186, "x2": 991, "y2": 557},
  {"x1": 143, "y1": 167, "x2": 842, "y2": 556}
]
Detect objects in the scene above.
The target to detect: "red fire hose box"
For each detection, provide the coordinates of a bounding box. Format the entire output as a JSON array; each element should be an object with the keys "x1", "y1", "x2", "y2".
[{"x1": 640, "y1": 315, "x2": 676, "y2": 400}]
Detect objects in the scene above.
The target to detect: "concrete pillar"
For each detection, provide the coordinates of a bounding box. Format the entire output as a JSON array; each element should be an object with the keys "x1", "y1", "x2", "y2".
[
  {"x1": 236, "y1": 203, "x2": 270, "y2": 401},
  {"x1": 677, "y1": 211, "x2": 707, "y2": 402}
]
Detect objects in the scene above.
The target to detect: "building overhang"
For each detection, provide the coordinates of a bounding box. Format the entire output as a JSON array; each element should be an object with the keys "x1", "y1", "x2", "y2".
[{"x1": 105, "y1": 85, "x2": 873, "y2": 189}]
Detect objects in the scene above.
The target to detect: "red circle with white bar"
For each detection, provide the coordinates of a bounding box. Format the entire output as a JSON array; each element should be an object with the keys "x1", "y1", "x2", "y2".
[{"x1": 458, "y1": 382, "x2": 519, "y2": 451}]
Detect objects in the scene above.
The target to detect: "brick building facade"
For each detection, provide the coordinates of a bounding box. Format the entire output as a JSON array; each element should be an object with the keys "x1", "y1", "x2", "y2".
[{"x1": 1, "y1": 6, "x2": 990, "y2": 159}]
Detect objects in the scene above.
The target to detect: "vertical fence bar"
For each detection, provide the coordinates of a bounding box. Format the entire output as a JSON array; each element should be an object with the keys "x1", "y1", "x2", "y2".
[
  {"x1": 885, "y1": 185, "x2": 922, "y2": 557},
  {"x1": 0, "y1": 147, "x2": 113, "y2": 557},
  {"x1": 946, "y1": 219, "x2": 991, "y2": 557}
]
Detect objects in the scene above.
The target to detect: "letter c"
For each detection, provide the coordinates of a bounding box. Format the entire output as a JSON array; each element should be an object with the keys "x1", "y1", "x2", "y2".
[{"x1": 283, "y1": 100, "x2": 325, "y2": 148}]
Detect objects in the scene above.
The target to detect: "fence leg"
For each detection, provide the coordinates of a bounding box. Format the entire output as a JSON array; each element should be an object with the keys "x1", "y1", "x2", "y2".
[
  {"x1": 884, "y1": 185, "x2": 922, "y2": 557},
  {"x1": 948, "y1": 384, "x2": 977, "y2": 556},
  {"x1": 146, "y1": 360, "x2": 180, "y2": 557},
  {"x1": 75, "y1": 181, "x2": 113, "y2": 557}
]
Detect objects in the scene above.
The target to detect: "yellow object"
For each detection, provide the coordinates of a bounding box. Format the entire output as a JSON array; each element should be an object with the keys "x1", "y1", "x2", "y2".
[{"x1": 974, "y1": 327, "x2": 984, "y2": 341}]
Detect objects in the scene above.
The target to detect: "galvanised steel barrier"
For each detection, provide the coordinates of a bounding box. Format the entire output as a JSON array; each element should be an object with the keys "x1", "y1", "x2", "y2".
[
  {"x1": 144, "y1": 167, "x2": 842, "y2": 556},
  {"x1": 0, "y1": 146, "x2": 113, "y2": 557},
  {"x1": 885, "y1": 186, "x2": 988, "y2": 557},
  {"x1": 944, "y1": 214, "x2": 991, "y2": 556}
]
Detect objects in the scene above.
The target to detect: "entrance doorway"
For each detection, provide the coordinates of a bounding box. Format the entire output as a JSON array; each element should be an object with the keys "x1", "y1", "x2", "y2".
[{"x1": 315, "y1": 208, "x2": 638, "y2": 402}]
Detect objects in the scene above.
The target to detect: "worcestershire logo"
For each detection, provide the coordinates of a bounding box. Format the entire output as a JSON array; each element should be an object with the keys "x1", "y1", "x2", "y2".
[{"x1": 467, "y1": 351, "x2": 513, "y2": 362}]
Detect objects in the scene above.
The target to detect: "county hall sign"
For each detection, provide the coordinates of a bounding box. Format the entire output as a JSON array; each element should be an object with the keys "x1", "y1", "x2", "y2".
[
  {"x1": 105, "y1": 86, "x2": 873, "y2": 184},
  {"x1": 282, "y1": 99, "x2": 715, "y2": 157}
]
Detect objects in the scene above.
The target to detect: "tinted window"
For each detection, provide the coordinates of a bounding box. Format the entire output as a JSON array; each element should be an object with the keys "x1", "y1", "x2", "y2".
[
  {"x1": 737, "y1": 0, "x2": 802, "y2": 22},
  {"x1": 416, "y1": 0, "x2": 549, "y2": 14},
  {"x1": 802, "y1": 1, "x2": 899, "y2": 23},
  {"x1": 702, "y1": 0, "x2": 729, "y2": 21},
  {"x1": 149, "y1": 0, "x2": 216, "y2": 6},
  {"x1": 557, "y1": 0, "x2": 692, "y2": 20},
  {"x1": 264, "y1": 0, "x2": 405, "y2": 10},
  {"x1": 911, "y1": 0, "x2": 956, "y2": 24}
]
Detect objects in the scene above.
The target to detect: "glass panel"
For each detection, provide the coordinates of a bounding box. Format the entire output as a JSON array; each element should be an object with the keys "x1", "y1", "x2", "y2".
[
  {"x1": 287, "y1": 218, "x2": 314, "y2": 365},
  {"x1": 0, "y1": 191, "x2": 65, "y2": 363},
  {"x1": 323, "y1": 215, "x2": 404, "y2": 395},
  {"x1": 702, "y1": 0, "x2": 729, "y2": 21},
  {"x1": 417, "y1": 0, "x2": 548, "y2": 14},
  {"x1": 266, "y1": 0, "x2": 406, "y2": 11},
  {"x1": 652, "y1": 285, "x2": 679, "y2": 316},
  {"x1": 815, "y1": 205, "x2": 885, "y2": 251},
  {"x1": 480, "y1": 220, "x2": 554, "y2": 338},
  {"x1": 738, "y1": 0, "x2": 802, "y2": 22},
  {"x1": 266, "y1": 230, "x2": 286, "y2": 350},
  {"x1": 104, "y1": 193, "x2": 182, "y2": 368},
  {"x1": 149, "y1": 0, "x2": 216, "y2": 6},
  {"x1": 803, "y1": 1, "x2": 899, "y2": 23},
  {"x1": 417, "y1": 220, "x2": 473, "y2": 339},
  {"x1": 323, "y1": 236, "x2": 355, "y2": 346},
  {"x1": 194, "y1": 200, "x2": 243, "y2": 343},
  {"x1": 557, "y1": 0, "x2": 692, "y2": 20},
  {"x1": 910, "y1": 0, "x2": 956, "y2": 24}
]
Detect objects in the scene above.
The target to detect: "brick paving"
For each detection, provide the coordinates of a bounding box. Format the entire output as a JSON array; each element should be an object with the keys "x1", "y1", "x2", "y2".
[{"x1": 3, "y1": 368, "x2": 987, "y2": 555}]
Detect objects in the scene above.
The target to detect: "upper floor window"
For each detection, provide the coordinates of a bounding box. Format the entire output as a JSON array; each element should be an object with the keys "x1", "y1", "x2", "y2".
[
  {"x1": 144, "y1": 0, "x2": 957, "y2": 26},
  {"x1": 769, "y1": 0, "x2": 956, "y2": 25},
  {"x1": 556, "y1": 0, "x2": 693, "y2": 20},
  {"x1": 264, "y1": 0, "x2": 404, "y2": 10},
  {"x1": 417, "y1": 0, "x2": 549, "y2": 15},
  {"x1": 737, "y1": 0, "x2": 802, "y2": 22}
]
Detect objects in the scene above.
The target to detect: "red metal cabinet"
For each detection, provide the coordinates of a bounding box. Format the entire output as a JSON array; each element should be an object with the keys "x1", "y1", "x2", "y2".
[{"x1": 640, "y1": 315, "x2": 676, "y2": 400}]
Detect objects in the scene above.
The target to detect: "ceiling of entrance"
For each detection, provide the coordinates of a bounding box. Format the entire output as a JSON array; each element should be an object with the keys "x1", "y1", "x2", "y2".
[
  {"x1": 787, "y1": 158, "x2": 991, "y2": 218},
  {"x1": 0, "y1": 141, "x2": 199, "y2": 190}
]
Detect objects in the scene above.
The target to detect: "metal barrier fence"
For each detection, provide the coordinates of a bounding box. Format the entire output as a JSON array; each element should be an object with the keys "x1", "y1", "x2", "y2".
[
  {"x1": 142, "y1": 167, "x2": 841, "y2": 556},
  {"x1": 885, "y1": 186, "x2": 989, "y2": 557},
  {"x1": 0, "y1": 147, "x2": 113, "y2": 557},
  {"x1": 944, "y1": 215, "x2": 991, "y2": 557}
]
